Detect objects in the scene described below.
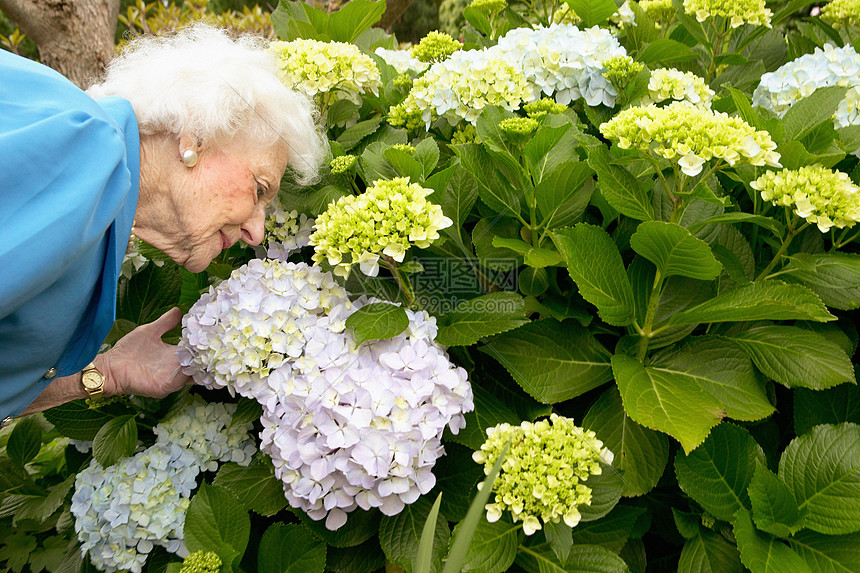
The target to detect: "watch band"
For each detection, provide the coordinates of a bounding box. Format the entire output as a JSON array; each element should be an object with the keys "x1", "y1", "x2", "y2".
[{"x1": 81, "y1": 361, "x2": 105, "y2": 399}]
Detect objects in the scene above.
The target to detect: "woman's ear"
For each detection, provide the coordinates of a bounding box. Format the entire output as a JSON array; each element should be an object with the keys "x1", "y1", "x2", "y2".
[{"x1": 178, "y1": 133, "x2": 201, "y2": 167}]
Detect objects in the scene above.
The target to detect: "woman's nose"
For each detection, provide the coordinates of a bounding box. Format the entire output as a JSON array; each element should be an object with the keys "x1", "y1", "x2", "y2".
[{"x1": 240, "y1": 205, "x2": 266, "y2": 245}]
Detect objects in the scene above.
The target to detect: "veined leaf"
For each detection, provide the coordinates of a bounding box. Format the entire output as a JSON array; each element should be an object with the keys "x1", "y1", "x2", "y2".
[
  {"x1": 639, "y1": 38, "x2": 698, "y2": 64},
  {"x1": 552, "y1": 225, "x2": 636, "y2": 326},
  {"x1": 454, "y1": 143, "x2": 522, "y2": 218},
  {"x1": 789, "y1": 529, "x2": 860, "y2": 572},
  {"x1": 436, "y1": 292, "x2": 528, "y2": 346},
  {"x1": 535, "y1": 161, "x2": 594, "y2": 230},
  {"x1": 587, "y1": 145, "x2": 654, "y2": 221},
  {"x1": 782, "y1": 86, "x2": 848, "y2": 141},
  {"x1": 677, "y1": 526, "x2": 744, "y2": 573},
  {"x1": 454, "y1": 518, "x2": 518, "y2": 573},
  {"x1": 92, "y1": 415, "x2": 138, "y2": 468},
  {"x1": 346, "y1": 303, "x2": 409, "y2": 345},
  {"x1": 213, "y1": 457, "x2": 288, "y2": 517},
  {"x1": 794, "y1": 384, "x2": 860, "y2": 437},
  {"x1": 779, "y1": 423, "x2": 860, "y2": 535},
  {"x1": 514, "y1": 543, "x2": 629, "y2": 572},
  {"x1": 185, "y1": 483, "x2": 250, "y2": 570},
  {"x1": 729, "y1": 325, "x2": 854, "y2": 389},
  {"x1": 674, "y1": 423, "x2": 765, "y2": 522},
  {"x1": 630, "y1": 221, "x2": 722, "y2": 280},
  {"x1": 565, "y1": 0, "x2": 617, "y2": 26},
  {"x1": 748, "y1": 462, "x2": 806, "y2": 538},
  {"x1": 667, "y1": 281, "x2": 835, "y2": 326},
  {"x1": 781, "y1": 252, "x2": 860, "y2": 310},
  {"x1": 571, "y1": 505, "x2": 647, "y2": 554},
  {"x1": 612, "y1": 354, "x2": 725, "y2": 454},
  {"x1": 448, "y1": 384, "x2": 521, "y2": 451},
  {"x1": 524, "y1": 124, "x2": 573, "y2": 181},
  {"x1": 7, "y1": 417, "x2": 42, "y2": 468},
  {"x1": 379, "y1": 496, "x2": 450, "y2": 573},
  {"x1": 258, "y1": 523, "x2": 326, "y2": 573},
  {"x1": 733, "y1": 510, "x2": 811, "y2": 573},
  {"x1": 688, "y1": 212, "x2": 785, "y2": 239},
  {"x1": 582, "y1": 386, "x2": 669, "y2": 497},
  {"x1": 482, "y1": 319, "x2": 613, "y2": 404}
]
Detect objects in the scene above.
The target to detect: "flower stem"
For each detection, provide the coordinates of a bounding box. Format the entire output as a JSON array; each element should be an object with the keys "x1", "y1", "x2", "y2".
[
  {"x1": 383, "y1": 256, "x2": 416, "y2": 307},
  {"x1": 755, "y1": 221, "x2": 809, "y2": 280},
  {"x1": 637, "y1": 269, "x2": 664, "y2": 361}
]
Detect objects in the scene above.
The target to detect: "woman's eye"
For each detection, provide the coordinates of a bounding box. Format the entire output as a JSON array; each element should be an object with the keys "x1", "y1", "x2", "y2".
[{"x1": 256, "y1": 182, "x2": 267, "y2": 199}]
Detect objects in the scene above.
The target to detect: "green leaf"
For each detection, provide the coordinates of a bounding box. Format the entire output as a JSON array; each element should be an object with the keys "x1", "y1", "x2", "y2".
[
  {"x1": 535, "y1": 161, "x2": 594, "y2": 230},
  {"x1": 472, "y1": 218, "x2": 523, "y2": 270},
  {"x1": 454, "y1": 518, "x2": 518, "y2": 573},
  {"x1": 0, "y1": 532, "x2": 37, "y2": 572},
  {"x1": 326, "y1": 0, "x2": 386, "y2": 43},
  {"x1": 431, "y1": 443, "x2": 484, "y2": 522},
  {"x1": 578, "y1": 468, "x2": 624, "y2": 523},
  {"x1": 379, "y1": 496, "x2": 450, "y2": 573},
  {"x1": 552, "y1": 224, "x2": 635, "y2": 326},
  {"x1": 564, "y1": 0, "x2": 617, "y2": 26},
  {"x1": 794, "y1": 384, "x2": 860, "y2": 437},
  {"x1": 733, "y1": 509, "x2": 811, "y2": 573},
  {"x1": 748, "y1": 462, "x2": 806, "y2": 538},
  {"x1": 258, "y1": 523, "x2": 326, "y2": 573},
  {"x1": 454, "y1": 143, "x2": 522, "y2": 218},
  {"x1": 688, "y1": 213, "x2": 785, "y2": 240},
  {"x1": 729, "y1": 325, "x2": 854, "y2": 390},
  {"x1": 294, "y1": 507, "x2": 380, "y2": 548},
  {"x1": 781, "y1": 252, "x2": 860, "y2": 310},
  {"x1": 612, "y1": 354, "x2": 725, "y2": 454},
  {"x1": 92, "y1": 414, "x2": 138, "y2": 468},
  {"x1": 630, "y1": 221, "x2": 722, "y2": 281},
  {"x1": 437, "y1": 165, "x2": 478, "y2": 249},
  {"x1": 571, "y1": 505, "x2": 647, "y2": 553},
  {"x1": 184, "y1": 483, "x2": 251, "y2": 569},
  {"x1": 545, "y1": 520, "x2": 573, "y2": 563},
  {"x1": 587, "y1": 145, "x2": 654, "y2": 222},
  {"x1": 436, "y1": 292, "x2": 528, "y2": 346},
  {"x1": 340, "y1": 117, "x2": 384, "y2": 151},
  {"x1": 346, "y1": 303, "x2": 409, "y2": 345},
  {"x1": 789, "y1": 529, "x2": 860, "y2": 572},
  {"x1": 385, "y1": 146, "x2": 424, "y2": 182},
  {"x1": 482, "y1": 319, "x2": 613, "y2": 403},
  {"x1": 7, "y1": 417, "x2": 42, "y2": 468},
  {"x1": 415, "y1": 138, "x2": 440, "y2": 179},
  {"x1": 651, "y1": 337, "x2": 774, "y2": 422},
  {"x1": 42, "y1": 401, "x2": 114, "y2": 441},
  {"x1": 29, "y1": 535, "x2": 68, "y2": 573},
  {"x1": 492, "y1": 237, "x2": 562, "y2": 268},
  {"x1": 639, "y1": 38, "x2": 698, "y2": 64},
  {"x1": 271, "y1": 0, "x2": 320, "y2": 41},
  {"x1": 213, "y1": 457, "x2": 288, "y2": 517},
  {"x1": 415, "y1": 494, "x2": 443, "y2": 573},
  {"x1": 583, "y1": 386, "x2": 670, "y2": 497},
  {"x1": 116, "y1": 261, "x2": 181, "y2": 325},
  {"x1": 782, "y1": 86, "x2": 848, "y2": 141},
  {"x1": 675, "y1": 423, "x2": 765, "y2": 522},
  {"x1": 514, "y1": 543, "x2": 629, "y2": 572},
  {"x1": 442, "y1": 442, "x2": 508, "y2": 573},
  {"x1": 779, "y1": 422, "x2": 860, "y2": 535},
  {"x1": 524, "y1": 124, "x2": 573, "y2": 182},
  {"x1": 677, "y1": 526, "x2": 743, "y2": 573},
  {"x1": 326, "y1": 538, "x2": 386, "y2": 573},
  {"x1": 668, "y1": 281, "x2": 835, "y2": 326},
  {"x1": 447, "y1": 384, "x2": 521, "y2": 451}
]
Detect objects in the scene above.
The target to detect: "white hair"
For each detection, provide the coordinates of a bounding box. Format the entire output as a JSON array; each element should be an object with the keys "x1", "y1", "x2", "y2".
[{"x1": 87, "y1": 24, "x2": 327, "y2": 185}]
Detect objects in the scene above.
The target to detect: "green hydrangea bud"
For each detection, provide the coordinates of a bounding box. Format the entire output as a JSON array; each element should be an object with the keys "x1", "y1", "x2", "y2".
[
  {"x1": 641, "y1": 68, "x2": 714, "y2": 108},
  {"x1": 552, "y1": 3, "x2": 582, "y2": 25},
  {"x1": 640, "y1": 0, "x2": 677, "y2": 23},
  {"x1": 751, "y1": 165, "x2": 860, "y2": 232},
  {"x1": 701, "y1": 512, "x2": 716, "y2": 529},
  {"x1": 330, "y1": 155, "x2": 358, "y2": 175},
  {"x1": 451, "y1": 124, "x2": 479, "y2": 144},
  {"x1": 523, "y1": 98, "x2": 568, "y2": 119},
  {"x1": 388, "y1": 100, "x2": 426, "y2": 131},
  {"x1": 473, "y1": 414, "x2": 614, "y2": 535},
  {"x1": 469, "y1": 0, "x2": 507, "y2": 17},
  {"x1": 499, "y1": 117, "x2": 539, "y2": 137},
  {"x1": 180, "y1": 551, "x2": 221, "y2": 573},
  {"x1": 683, "y1": 0, "x2": 772, "y2": 27},
  {"x1": 391, "y1": 143, "x2": 416, "y2": 154},
  {"x1": 602, "y1": 56, "x2": 644, "y2": 90},
  {"x1": 600, "y1": 101, "x2": 781, "y2": 176},
  {"x1": 821, "y1": 0, "x2": 860, "y2": 29},
  {"x1": 394, "y1": 73, "x2": 414, "y2": 90},
  {"x1": 309, "y1": 177, "x2": 453, "y2": 277},
  {"x1": 411, "y1": 31, "x2": 463, "y2": 64}
]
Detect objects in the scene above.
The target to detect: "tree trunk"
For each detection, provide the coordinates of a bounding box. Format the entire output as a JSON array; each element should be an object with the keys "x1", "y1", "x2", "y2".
[
  {"x1": 0, "y1": 0, "x2": 119, "y2": 88},
  {"x1": 375, "y1": 0, "x2": 414, "y2": 31}
]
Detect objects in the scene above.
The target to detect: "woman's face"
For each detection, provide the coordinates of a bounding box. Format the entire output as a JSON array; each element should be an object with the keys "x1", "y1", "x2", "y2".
[{"x1": 170, "y1": 138, "x2": 289, "y2": 272}]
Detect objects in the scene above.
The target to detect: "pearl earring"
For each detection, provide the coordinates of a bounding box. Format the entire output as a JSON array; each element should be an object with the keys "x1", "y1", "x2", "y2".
[{"x1": 182, "y1": 149, "x2": 198, "y2": 167}]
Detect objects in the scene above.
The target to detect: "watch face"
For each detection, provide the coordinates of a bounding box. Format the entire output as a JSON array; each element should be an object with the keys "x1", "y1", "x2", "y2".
[{"x1": 82, "y1": 371, "x2": 103, "y2": 390}]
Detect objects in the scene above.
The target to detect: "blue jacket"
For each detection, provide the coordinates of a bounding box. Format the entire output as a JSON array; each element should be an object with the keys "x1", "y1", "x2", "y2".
[{"x1": 0, "y1": 50, "x2": 140, "y2": 419}]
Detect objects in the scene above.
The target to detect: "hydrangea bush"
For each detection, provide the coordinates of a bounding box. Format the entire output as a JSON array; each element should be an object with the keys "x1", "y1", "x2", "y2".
[{"x1": 4, "y1": 0, "x2": 860, "y2": 573}]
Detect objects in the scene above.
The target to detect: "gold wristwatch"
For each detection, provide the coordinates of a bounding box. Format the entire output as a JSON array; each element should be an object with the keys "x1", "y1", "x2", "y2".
[{"x1": 81, "y1": 362, "x2": 105, "y2": 399}]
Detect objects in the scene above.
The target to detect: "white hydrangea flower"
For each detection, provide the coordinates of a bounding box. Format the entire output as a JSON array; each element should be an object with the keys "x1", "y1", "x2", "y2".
[
  {"x1": 259, "y1": 301, "x2": 473, "y2": 530},
  {"x1": 153, "y1": 395, "x2": 257, "y2": 472},
  {"x1": 641, "y1": 67, "x2": 714, "y2": 108},
  {"x1": 178, "y1": 260, "x2": 353, "y2": 399},
  {"x1": 490, "y1": 23, "x2": 627, "y2": 107},
  {"x1": 374, "y1": 47, "x2": 428, "y2": 74},
  {"x1": 71, "y1": 443, "x2": 199, "y2": 573},
  {"x1": 251, "y1": 197, "x2": 315, "y2": 262},
  {"x1": 754, "y1": 44, "x2": 860, "y2": 116}
]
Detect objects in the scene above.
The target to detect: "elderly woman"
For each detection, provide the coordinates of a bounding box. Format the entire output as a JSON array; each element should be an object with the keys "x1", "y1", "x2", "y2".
[{"x1": 0, "y1": 25, "x2": 326, "y2": 421}]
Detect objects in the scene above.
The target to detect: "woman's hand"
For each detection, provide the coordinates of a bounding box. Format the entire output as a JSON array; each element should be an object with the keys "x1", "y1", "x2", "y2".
[{"x1": 100, "y1": 307, "x2": 191, "y2": 398}]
